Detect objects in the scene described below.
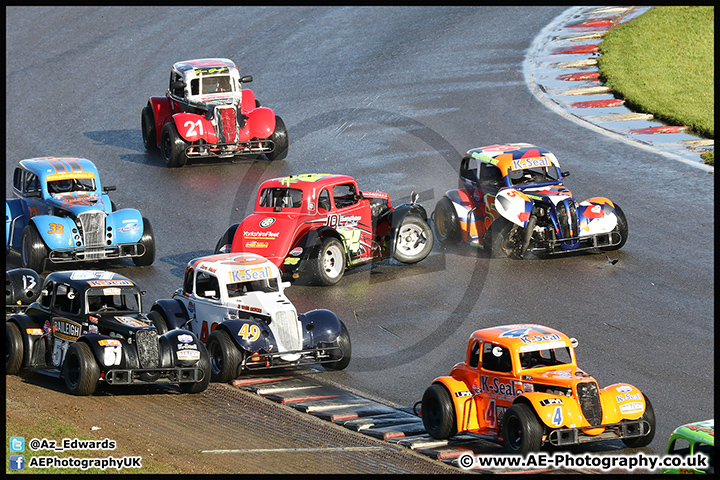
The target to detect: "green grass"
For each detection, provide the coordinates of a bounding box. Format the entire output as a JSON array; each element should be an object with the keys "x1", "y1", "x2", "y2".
[{"x1": 598, "y1": 6, "x2": 714, "y2": 165}]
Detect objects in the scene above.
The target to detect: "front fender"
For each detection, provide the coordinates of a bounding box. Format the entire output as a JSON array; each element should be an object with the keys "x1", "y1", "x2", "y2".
[
  {"x1": 150, "y1": 298, "x2": 191, "y2": 331},
  {"x1": 576, "y1": 197, "x2": 619, "y2": 236},
  {"x1": 80, "y1": 334, "x2": 138, "y2": 370},
  {"x1": 244, "y1": 107, "x2": 276, "y2": 140},
  {"x1": 291, "y1": 227, "x2": 342, "y2": 274},
  {"x1": 215, "y1": 223, "x2": 240, "y2": 254},
  {"x1": 514, "y1": 392, "x2": 586, "y2": 429},
  {"x1": 107, "y1": 209, "x2": 145, "y2": 244},
  {"x1": 240, "y1": 88, "x2": 256, "y2": 114},
  {"x1": 7, "y1": 198, "x2": 28, "y2": 249},
  {"x1": 172, "y1": 112, "x2": 217, "y2": 143},
  {"x1": 161, "y1": 329, "x2": 205, "y2": 366},
  {"x1": 30, "y1": 215, "x2": 77, "y2": 251},
  {"x1": 214, "y1": 319, "x2": 273, "y2": 354},
  {"x1": 494, "y1": 188, "x2": 533, "y2": 228},
  {"x1": 299, "y1": 309, "x2": 342, "y2": 347},
  {"x1": 387, "y1": 203, "x2": 429, "y2": 254},
  {"x1": 599, "y1": 383, "x2": 647, "y2": 423}
]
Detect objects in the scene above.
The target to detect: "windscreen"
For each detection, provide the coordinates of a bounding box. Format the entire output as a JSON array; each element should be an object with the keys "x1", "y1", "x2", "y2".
[{"x1": 86, "y1": 287, "x2": 141, "y2": 313}]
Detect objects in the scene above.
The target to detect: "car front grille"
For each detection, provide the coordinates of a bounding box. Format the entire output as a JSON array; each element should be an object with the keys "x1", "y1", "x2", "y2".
[
  {"x1": 556, "y1": 199, "x2": 578, "y2": 240},
  {"x1": 273, "y1": 310, "x2": 302, "y2": 352},
  {"x1": 216, "y1": 105, "x2": 239, "y2": 143},
  {"x1": 77, "y1": 211, "x2": 106, "y2": 259},
  {"x1": 135, "y1": 328, "x2": 160, "y2": 368},
  {"x1": 577, "y1": 381, "x2": 602, "y2": 426}
]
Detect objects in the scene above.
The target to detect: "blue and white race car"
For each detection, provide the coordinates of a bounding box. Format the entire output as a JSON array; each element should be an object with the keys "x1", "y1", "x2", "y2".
[{"x1": 6, "y1": 156, "x2": 155, "y2": 272}]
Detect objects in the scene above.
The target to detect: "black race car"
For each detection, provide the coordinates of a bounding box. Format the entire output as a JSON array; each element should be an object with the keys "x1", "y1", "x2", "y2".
[{"x1": 6, "y1": 269, "x2": 210, "y2": 395}]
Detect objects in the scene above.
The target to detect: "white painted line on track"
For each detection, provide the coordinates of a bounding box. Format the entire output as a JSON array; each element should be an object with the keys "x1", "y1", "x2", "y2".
[{"x1": 201, "y1": 446, "x2": 388, "y2": 454}]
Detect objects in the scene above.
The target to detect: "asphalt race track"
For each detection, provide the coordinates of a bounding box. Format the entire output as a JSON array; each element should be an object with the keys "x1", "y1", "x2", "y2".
[{"x1": 6, "y1": 5, "x2": 714, "y2": 465}]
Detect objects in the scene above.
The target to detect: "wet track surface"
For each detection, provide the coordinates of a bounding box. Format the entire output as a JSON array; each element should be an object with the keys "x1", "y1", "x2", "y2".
[{"x1": 6, "y1": 6, "x2": 714, "y2": 474}]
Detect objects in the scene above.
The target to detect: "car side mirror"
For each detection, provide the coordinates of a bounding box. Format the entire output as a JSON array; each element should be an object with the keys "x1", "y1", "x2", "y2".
[
  {"x1": 170, "y1": 81, "x2": 185, "y2": 90},
  {"x1": 411, "y1": 192, "x2": 419, "y2": 205},
  {"x1": 103, "y1": 185, "x2": 116, "y2": 193},
  {"x1": 240, "y1": 75, "x2": 253, "y2": 83},
  {"x1": 562, "y1": 171, "x2": 570, "y2": 178},
  {"x1": 281, "y1": 281, "x2": 291, "y2": 289},
  {"x1": 25, "y1": 190, "x2": 41, "y2": 198}
]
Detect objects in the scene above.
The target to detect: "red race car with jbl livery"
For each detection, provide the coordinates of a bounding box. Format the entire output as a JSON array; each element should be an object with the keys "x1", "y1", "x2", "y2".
[
  {"x1": 142, "y1": 58, "x2": 288, "y2": 167},
  {"x1": 215, "y1": 174, "x2": 434, "y2": 285}
]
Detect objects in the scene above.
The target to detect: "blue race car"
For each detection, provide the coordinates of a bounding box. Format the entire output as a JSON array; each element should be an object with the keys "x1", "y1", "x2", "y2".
[{"x1": 6, "y1": 157, "x2": 155, "y2": 272}]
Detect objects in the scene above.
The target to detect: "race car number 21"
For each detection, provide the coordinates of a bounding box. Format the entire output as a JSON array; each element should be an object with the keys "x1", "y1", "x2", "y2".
[{"x1": 185, "y1": 119, "x2": 204, "y2": 137}]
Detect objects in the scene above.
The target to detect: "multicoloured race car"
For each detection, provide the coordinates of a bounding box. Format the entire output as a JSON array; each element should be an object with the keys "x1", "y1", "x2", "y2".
[
  {"x1": 148, "y1": 253, "x2": 351, "y2": 382},
  {"x1": 6, "y1": 157, "x2": 155, "y2": 272},
  {"x1": 663, "y1": 420, "x2": 714, "y2": 474},
  {"x1": 6, "y1": 270, "x2": 210, "y2": 395},
  {"x1": 215, "y1": 174, "x2": 434, "y2": 285},
  {"x1": 142, "y1": 58, "x2": 288, "y2": 167},
  {"x1": 432, "y1": 144, "x2": 627, "y2": 259},
  {"x1": 420, "y1": 324, "x2": 655, "y2": 454}
]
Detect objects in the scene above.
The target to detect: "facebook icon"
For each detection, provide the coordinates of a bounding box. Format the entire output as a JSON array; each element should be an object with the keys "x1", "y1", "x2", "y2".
[{"x1": 9, "y1": 455, "x2": 25, "y2": 470}]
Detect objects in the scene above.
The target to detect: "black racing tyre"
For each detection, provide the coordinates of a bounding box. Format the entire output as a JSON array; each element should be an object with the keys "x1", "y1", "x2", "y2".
[
  {"x1": 483, "y1": 217, "x2": 523, "y2": 259},
  {"x1": 132, "y1": 217, "x2": 155, "y2": 266},
  {"x1": 206, "y1": 329, "x2": 242, "y2": 383},
  {"x1": 324, "y1": 322, "x2": 351, "y2": 371},
  {"x1": 600, "y1": 203, "x2": 628, "y2": 251},
  {"x1": 421, "y1": 383, "x2": 457, "y2": 439},
  {"x1": 501, "y1": 403, "x2": 543, "y2": 454},
  {"x1": 147, "y1": 310, "x2": 169, "y2": 335},
  {"x1": 393, "y1": 216, "x2": 434, "y2": 264},
  {"x1": 62, "y1": 342, "x2": 100, "y2": 396},
  {"x1": 141, "y1": 104, "x2": 157, "y2": 152},
  {"x1": 161, "y1": 122, "x2": 188, "y2": 168},
  {"x1": 21, "y1": 224, "x2": 48, "y2": 273},
  {"x1": 309, "y1": 236, "x2": 346, "y2": 286},
  {"x1": 6, "y1": 322, "x2": 24, "y2": 375},
  {"x1": 265, "y1": 115, "x2": 288, "y2": 161},
  {"x1": 622, "y1": 394, "x2": 656, "y2": 448},
  {"x1": 433, "y1": 197, "x2": 461, "y2": 245},
  {"x1": 180, "y1": 342, "x2": 211, "y2": 393}
]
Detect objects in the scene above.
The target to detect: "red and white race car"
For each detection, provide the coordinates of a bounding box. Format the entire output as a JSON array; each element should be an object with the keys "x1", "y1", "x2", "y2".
[
  {"x1": 141, "y1": 58, "x2": 288, "y2": 167},
  {"x1": 215, "y1": 174, "x2": 434, "y2": 285}
]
